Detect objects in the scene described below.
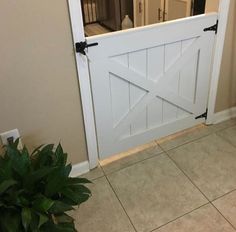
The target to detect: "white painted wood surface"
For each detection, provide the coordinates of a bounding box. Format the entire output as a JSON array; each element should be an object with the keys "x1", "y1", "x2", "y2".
[
  {"x1": 86, "y1": 14, "x2": 217, "y2": 159},
  {"x1": 207, "y1": 0, "x2": 231, "y2": 124},
  {"x1": 68, "y1": 0, "x2": 99, "y2": 169}
]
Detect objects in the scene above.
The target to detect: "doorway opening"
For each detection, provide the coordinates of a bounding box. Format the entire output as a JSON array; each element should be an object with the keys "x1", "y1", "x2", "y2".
[
  {"x1": 68, "y1": 0, "x2": 230, "y2": 169},
  {"x1": 81, "y1": 0, "x2": 206, "y2": 37}
]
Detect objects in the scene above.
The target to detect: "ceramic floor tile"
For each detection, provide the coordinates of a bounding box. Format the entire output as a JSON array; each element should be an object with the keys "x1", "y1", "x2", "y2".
[
  {"x1": 157, "y1": 125, "x2": 212, "y2": 152},
  {"x1": 107, "y1": 154, "x2": 207, "y2": 232},
  {"x1": 210, "y1": 119, "x2": 236, "y2": 133},
  {"x1": 213, "y1": 190, "x2": 236, "y2": 229},
  {"x1": 81, "y1": 165, "x2": 104, "y2": 180},
  {"x1": 217, "y1": 126, "x2": 236, "y2": 147},
  {"x1": 72, "y1": 177, "x2": 135, "y2": 232},
  {"x1": 169, "y1": 133, "x2": 236, "y2": 201},
  {"x1": 154, "y1": 204, "x2": 235, "y2": 232},
  {"x1": 102, "y1": 143, "x2": 163, "y2": 175}
]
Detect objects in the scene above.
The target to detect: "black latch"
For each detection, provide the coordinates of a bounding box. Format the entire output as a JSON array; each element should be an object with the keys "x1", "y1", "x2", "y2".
[
  {"x1": 195, "y1": 109, "x2": 208, "y2": 120},
  {"x1": 204, "y1": 20, "x2": 218, "y2": 34},
  {"x1": 75, "y1": 41, "x2": 98, "y2": 55}
]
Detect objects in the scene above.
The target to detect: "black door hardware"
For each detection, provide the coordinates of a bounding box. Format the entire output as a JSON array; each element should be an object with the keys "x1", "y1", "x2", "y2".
[
  {"x1": 204, "y1": 20, "x2": 218, "y2": 34},
  {"x1": 75, "y1": 41, "x2": 98, "y2": 55},
  {"x1": 195, "y1": 109, "x2": 208, "y2": 120}
]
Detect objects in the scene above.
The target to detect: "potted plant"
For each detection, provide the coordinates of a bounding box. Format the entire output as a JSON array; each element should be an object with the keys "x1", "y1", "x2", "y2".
[{"x1": 0, "y1": 139, "x2": 91, "y2": 231}]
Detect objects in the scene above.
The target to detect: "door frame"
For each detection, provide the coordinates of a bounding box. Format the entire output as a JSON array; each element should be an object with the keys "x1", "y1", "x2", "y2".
[{"x1": 68, "y1": 0, "x2": 231, "y2": 169}]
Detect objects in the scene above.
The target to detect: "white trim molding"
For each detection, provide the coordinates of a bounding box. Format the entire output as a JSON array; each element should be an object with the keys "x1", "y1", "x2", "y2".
[
  {"x1": 207, "y1": 0, "x2": 231, "y2": 124},
  {"x1": 70, "y1": 161, "x2": 90, "y2": 177},
  {"x1": 213, "y1": 106, "x2": 236, "y2": 124},
  {"x1": 68, "y1": 0, "x2": 99, "y2": 169}
]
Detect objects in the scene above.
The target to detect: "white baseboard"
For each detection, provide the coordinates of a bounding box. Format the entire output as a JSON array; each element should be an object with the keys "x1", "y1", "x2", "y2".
[
  {"x1": 213, "y1": 106, "x2": 236, "y2": 124},
  {"x1": 70, "y1": 161, "x2": 90, "y2": 177}
]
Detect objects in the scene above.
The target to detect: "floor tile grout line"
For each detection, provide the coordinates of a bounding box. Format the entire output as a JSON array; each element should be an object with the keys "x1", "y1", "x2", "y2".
[
  {"x1": 103, "y1": 150, "x2": 210, "y2": 232},
  {"x1": 164, "y1": 150, "x2": 211, "y2": 202},
  {"x1": 210, "y1": 202, "x2": 236, "y2": 231},
  {"x1": 155, "y1": 121, "x2": 236, "y2": 154},
  {"x1": 100, "y1": 151, "x2": 164, "y2": 176},
  {"x1": 103, "y1": 175, "x2": 138, "y2": 232},
  {"x1": 165, "y1": 150, "x2": 236, "y2": 231},
  {"x1": 99, "y1": 121, "x2": 236, "y2": 178},
  {"x1": 214, "y1": 122, "x2": 236, "y2": 133},
  {"x1": 149, "y1": 202, "x2": 210, "y2": 232},
  {"x1": 101, "y1": 127, "x2": 224, "y2": 176},
  {"x1": 87, "y1": 174, "x2": 105, "y2": 182},
  {"x1": 211, "y1": 188, "x2": 236, "y2": 202},
  {"x1": 156, "y1": 131, "x2": 213, "y2": 153},
  {"x1": 101, "y1": 151, "x2": 236, "y2": 232},
  {"x1": 216, "y1": 132, "x2": 236, "y2": 150}
]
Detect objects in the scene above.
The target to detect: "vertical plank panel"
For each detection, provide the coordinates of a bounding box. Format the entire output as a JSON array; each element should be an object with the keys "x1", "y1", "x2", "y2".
[
  {"x1": 178, "y1": 38, "x2": 197, "y2": 118},
  {"x1": 129, "y1": 49, "x2": 147, "y2": 135},
  {"x1": 180, "y1": 39, "x2": 198, "y2": 103},
  {"x1": 147, "y1": 45, "x2": 165, "y2": 128},
  {"x1": 110, "y1": 54, "x2": 130, "y2": 138},
  {"x1": 163, "y1": 42, "x2": 181, "y2": 122}
]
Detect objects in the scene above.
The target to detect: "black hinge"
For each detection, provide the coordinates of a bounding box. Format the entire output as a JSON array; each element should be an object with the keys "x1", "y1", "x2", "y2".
[
  {"x1": 75, "y1": 41, "x2": 98, "y2": 55},
  {"x1": 195, "y1": 109, "x2": 208, "y2": 120},
  {"x1": 204, "y1": 20, "x2": 218, "y2": 34}
]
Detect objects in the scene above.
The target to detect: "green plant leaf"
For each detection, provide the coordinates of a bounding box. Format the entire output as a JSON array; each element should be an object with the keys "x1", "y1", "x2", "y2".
[
  {"x1": 71, "y1": 184, "x2": 91, "y2": 195},
  {"x1": 61, "y1": 188, "x2": 78, "y2": 204},
  {"x1": 55, "y1": 213, "x2": 74, "y2": 224},
  {"x1": 49, "y1": 201, "x2": 74, "y2": 214},
  {"x1": 41, "y1": 221, "x2": 76, "y2": 232},
  {"x1": 21, "y1": 207, "x2": 31, "y2": 230},
  {"x1": 6, "y1": 144, "x2": 21, "y2": 160},
  {"x1": 29, "y1": 210, "x2": 40, "y2": 231},
  {"x1": 31, "y1": 144, "x2": 45, "y2": 156},
  {"x1": 0, "y1": 179, "x2": 17, "y2": 195},
  {"x1": 45, "y1": 164, "x2": 72, "y2": 197},
  {"x1": 64, "y1": 164, "x2": 72, "y2": 177},
  {"x1": 0, "y1": 142, "x2": 91, "y2": 232},
  {"x1": 38, "y1": 212, "x2": 49, "y2": 228},
  {"x1": 33, "y1": 196, "x2": 54, "y2": 213},
  {"x1": 13, "y1": 146, "x2": 30, "y2": 177},
  {"x1": 45, "y1": 171, "x2": 67, "y2": 197},
  {"x1": 0, "y1": 158, "x2": 13, "y2": 180},
  {"x1": 24, "y1": 166, "x2": 56, "y2": 188},
  {"x1": 67, "y1": 177, "x2": 92, "y2": 185},
  {"x1": 34, "y1": 144, "x2": 54, "y2": 168},
  {"x1": 0, "y1": 210, "x2": 21, "y2": 232},
  {"x1": 55, "y1": 143, "x2": 67, "y2": 166},
  {"x1": 61, "y1": 186, "x2": 91, "y2": 205},
  {"x1": 13, "y1": 138, "x2": 20, "y2": 148}
]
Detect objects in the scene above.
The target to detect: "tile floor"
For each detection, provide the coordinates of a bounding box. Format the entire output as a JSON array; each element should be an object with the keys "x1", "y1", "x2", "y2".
[{"x1": 73, "y1": 119, "x2": 236, "y2": 232}]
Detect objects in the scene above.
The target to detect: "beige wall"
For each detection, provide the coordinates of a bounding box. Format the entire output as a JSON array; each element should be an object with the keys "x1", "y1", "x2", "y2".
[
  {"x1": 0, "y1": 0, "x2": 88, "y2": 164},
  {"x1": 205, "y1": 0, "x2": 220, "y2": 12},
  {"x1": 215, "y1": 0, "x2": 236, "y2": 112},
  {"x1": 206, "y1": 0, "x2": 236, "y2": 112}
]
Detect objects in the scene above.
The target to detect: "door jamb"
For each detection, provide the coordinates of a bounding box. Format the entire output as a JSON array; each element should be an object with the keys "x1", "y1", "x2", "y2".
[
  {"x1": 68, "y1": 0, "x2": 99, "y2": 169},
  {"x1": 68, "y1": 0, "x2": 231, "y2": 169},
  {"x1": 207, "y1": 0, "x2": 231, "y2": 124}
]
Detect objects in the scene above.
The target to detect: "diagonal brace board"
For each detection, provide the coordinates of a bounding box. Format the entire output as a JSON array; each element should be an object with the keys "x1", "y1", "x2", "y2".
[{"x1": 109, "y1": 36, "x2": 202, "y2": 138}]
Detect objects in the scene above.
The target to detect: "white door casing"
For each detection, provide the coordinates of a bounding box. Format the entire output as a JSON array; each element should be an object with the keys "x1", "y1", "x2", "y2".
[{"x1": 86, "y1": 14, "x2": 217, "y2": 159}]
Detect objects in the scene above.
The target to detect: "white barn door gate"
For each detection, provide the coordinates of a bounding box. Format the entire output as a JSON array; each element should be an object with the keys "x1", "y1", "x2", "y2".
[
  {"x1": 77, "y1": 13, "x2": 218, "y2": 160},
  {"x1": 81, "y1": 14, "x2": 218, "y2": 159}
]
